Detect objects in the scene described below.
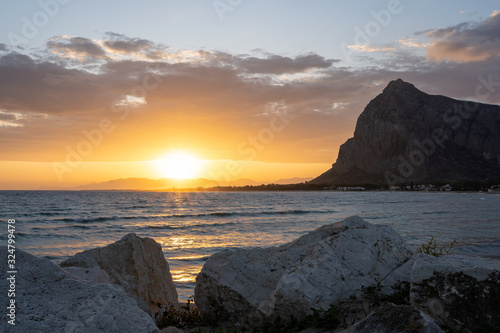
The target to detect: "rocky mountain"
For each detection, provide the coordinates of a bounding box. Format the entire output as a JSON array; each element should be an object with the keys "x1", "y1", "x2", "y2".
[{"x1": 312, "y1": 79, "x2": 500, "y2": 185}]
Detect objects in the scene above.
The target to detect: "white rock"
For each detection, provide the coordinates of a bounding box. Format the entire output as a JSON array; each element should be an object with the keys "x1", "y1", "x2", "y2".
[
  {"x1": 61, "y1": 233, "x2": 178, "y2": 314},
  {"x1": 0, "y1": 247, "x2": 159, "y2": 333},
  {"x1": 411, "y1": 254, "x2": 500, "y2": 332},
  {"x1": 160, "y1": 326, "x2": 184, "y2": 333},
  {"x1": 63, "y1": 265, "x2": 111, "y2": 284},
  {"x1": 195, "y1": 216, "x2": 413, "y2": 328},
  {"x1": 411, "y1": 253, "x2": 500, "y2": 282},
  {"x1": 341, "y1": 303, "x2": 444, "y2": 333},
  {"x1": 379, "y1": 254, "x2": 416, "y2": 295}
]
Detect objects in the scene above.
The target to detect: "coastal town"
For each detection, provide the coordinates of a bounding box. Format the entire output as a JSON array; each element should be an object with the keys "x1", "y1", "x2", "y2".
[{"x1": 324, "y1": 184, "x2": 500, "y2": 192}]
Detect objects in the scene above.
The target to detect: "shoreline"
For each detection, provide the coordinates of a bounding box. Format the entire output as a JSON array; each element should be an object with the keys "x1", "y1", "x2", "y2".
[
  {"x1": 2, "y1": 188, "x2": 500, "y2": 194},
  {"x1": 5, "y1": 217, "x2": 499, "y2": 332}
]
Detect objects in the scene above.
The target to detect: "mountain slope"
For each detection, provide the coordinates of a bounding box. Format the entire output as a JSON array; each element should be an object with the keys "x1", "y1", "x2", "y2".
[{"x1": 311, "y1": 79, "x2": 500, "y2": 185}]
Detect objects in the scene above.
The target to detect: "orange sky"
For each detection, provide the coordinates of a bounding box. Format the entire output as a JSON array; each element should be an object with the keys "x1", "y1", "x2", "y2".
[
  {"x1": 0, "y1": 41, "x2": 361, "y2": 189},
  {"x1": 0, "y1": 160, "x2": 331, "y2": 190},
  {"x1": 1, "y1": 10, "x2": 500, "y2": 189}
]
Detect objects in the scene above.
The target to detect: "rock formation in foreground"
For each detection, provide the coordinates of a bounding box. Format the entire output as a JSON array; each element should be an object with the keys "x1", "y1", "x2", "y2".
[
  {"x1": 61, "y1": 233, "x2": 178, "y2": 314},
  {"x1": 3, "y1": 222, "x2": 499, "y2": 332},
  {"x1": 341, "y1": 303, "x2": 444, "y2": 333},
  {"x1": 411, "y1": 254, "x2": 500, "y2": 332},
  {"x1": 0, "y1": 247, "x2": 159, "y2": 333},
  {"x1": 311, "y1": 79, "x2": 500, "y2": 185},
  {"x1": 195, "y1": 216, "x2": 500, "y2": 332},
  {"x1": 195, "y1": 216, "x2": 414, "y2": 327}
]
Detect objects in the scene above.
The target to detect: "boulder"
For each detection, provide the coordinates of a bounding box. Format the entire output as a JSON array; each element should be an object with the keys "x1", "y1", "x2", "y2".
[
  {"x1": 0, "y1": 247, "x2": 159, "y2": 333},
  {"x1": 341, "y1": 303, "x2": 444, "y2": 333},
  {"x1": 410, "y1": 254, "x2": 500, "y2": 332},
  {"x1": 160, "y1": 327, "x2": 184, "y2": 333},
  {"x1": 194, "y1": 216, "x2": 413, "y2": 328},
  {"x1": 61, "y1": 233, "x2": 178, "y2": 314}
]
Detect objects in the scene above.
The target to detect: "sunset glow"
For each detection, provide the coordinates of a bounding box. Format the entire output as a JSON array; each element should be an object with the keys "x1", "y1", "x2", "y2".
[
  {"x1": 1, "y1": 2, "x2": 500, "y2": 329},
  {"x1": 0, "y1": 2, "x2": 499, "y2": 190},
  {"x1": 154, "y1": 151, "x2": 204, "y2": 180}
]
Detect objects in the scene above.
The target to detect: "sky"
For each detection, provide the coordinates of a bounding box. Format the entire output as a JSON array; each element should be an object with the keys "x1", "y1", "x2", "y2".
[{"x1": 0, "y1": 0, "x2": 499, "y2": 189}]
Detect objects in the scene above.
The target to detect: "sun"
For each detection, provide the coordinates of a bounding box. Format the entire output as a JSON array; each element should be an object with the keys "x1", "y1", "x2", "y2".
[{"x1": 154, "y1": 151, "x2": 204, "y2": 179}]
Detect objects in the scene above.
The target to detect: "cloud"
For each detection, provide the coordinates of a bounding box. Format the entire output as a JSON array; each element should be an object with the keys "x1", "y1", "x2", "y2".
[
  {"x1": 0, "y1": 110, "x2": 45, "y2": 128},
  {"x1": 103, "y1": 32, "x2": 153, "y2": 52},
  {"x1": 101, "y1": 32, "x2": 180, "y2": 61},
  {"x1": 103, "y1": 32, "x2": 157, "y2": 58},
  {"x1": 422, "y1": 10, "x2": 500, "y2": 62},
  {"x1": 0, "y1": 43, "x2": 7, "y2": 52},
  {"x1": 1, "y1": 32, "x2": 499, "y2": 164},
  {"x1": 47, "y1": 36, "x2": 107, "y2": 61},
  {"x1": 0, "y1": 52, "x2": 127, "y2": 114},
  {"x1": 45, "y1": 33, "x2": 338, "y2": 72},
  {"x1": 0, "y1": 46, "x2": 359, "y2": 162},
  {"x1": 0, "y1": 111, "x2": 18, "y2": 121},
  {"x1": 236, "y1": 54, "x2": 338, "y2": 74},
  {"x1": 0, "y1": 110, "x2": 22, "y2": 127},
  {"x1": 459, "y1": 10, "x2": 477, "y2": 16},
  {"x1": 396, "y1": 38, "x2": 429, "y2": 48},
  {"x1": 347, "y1": 44, "x2": 396, "y2": 53}
]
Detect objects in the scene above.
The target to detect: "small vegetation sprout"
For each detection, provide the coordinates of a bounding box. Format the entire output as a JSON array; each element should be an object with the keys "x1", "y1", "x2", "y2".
[{"x1": 416, "y1": 237, "x2": 456, "y2": 257}]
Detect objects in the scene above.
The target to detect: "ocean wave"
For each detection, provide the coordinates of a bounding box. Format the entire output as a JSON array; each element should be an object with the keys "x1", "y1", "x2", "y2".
[
  {"x1": 421, "y1": 210, "x2": 450, "y2": 215},
  {"x1": 31, "y1": 225, "x2": 95, "y2": 232},
  {"x1": 168, "y1": 255, "x2": 211, "y2": 262},
  {"x1": 141, "y1": 222, "x2": 236, "y2": 230},
  {"x1": 53, "y1": 215, "x2": 151, "y2": 223},
  {"x1": 55, "y1": 216, "x2": 116, "y2": 223},
  {"x1": 67, "y1": 225, "x2": 94, "y2": 230},
  {"x1": 43, "y1": 209, "x2": 333, "y2": 224},
  {"x1": 5, "y1": 232, "x2": 81, "y2": 240},
  {"x1": 162, "y1": 209, "x2": 333, "y2": 219},
  {"x1": 128, "y1": 205, "x2": 151, "y2": 209},
  {"x1": 39, "y1": 212, "x2": 62, "y2": 216}
]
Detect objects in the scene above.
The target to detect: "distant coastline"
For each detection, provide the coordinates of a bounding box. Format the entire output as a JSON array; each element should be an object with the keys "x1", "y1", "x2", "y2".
[
  {"x1": 20, "y1": 181, "x2": 498, "y2": 193},
  {"x1": 5, "y1": 179, "x2": 499, "y2": 192},
  {"x1": 146, "y1": 180, "x2": 500, "y2": 192}
]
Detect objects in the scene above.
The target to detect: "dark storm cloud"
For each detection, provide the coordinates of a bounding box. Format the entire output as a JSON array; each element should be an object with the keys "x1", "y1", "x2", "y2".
[
  {"x1": 47, "y1": 36, "x2": 107, "y2": 60},
  {"x1": 420, "y1": 11, "x2": 500, "y2": 62}
]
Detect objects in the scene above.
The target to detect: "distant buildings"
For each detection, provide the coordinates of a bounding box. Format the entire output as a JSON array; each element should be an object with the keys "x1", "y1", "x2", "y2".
[
  {"x1": 323, "y1": 186, "x2": 365, "y2": 191},
  {"x1": 440, "y1": 184, "x2": 452, "y2": 191},
  {"x1": 323, "y1": 183, "x2": 499, "y2": 192},
  {"x1": 489, "y1": 185, "x2": 500, "y2": 193},
  {"x1": 389, "y1": 184, "x2": 446, "y2": 191}
]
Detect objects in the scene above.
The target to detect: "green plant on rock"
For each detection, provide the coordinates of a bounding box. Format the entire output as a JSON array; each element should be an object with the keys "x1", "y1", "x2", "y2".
[
  {"x1": 155, "y1": 296, "x2": 202, "y2": 329},
  {"x1": 262, "y1": 305, "x2": 340, "y2": 333},
  {"x1": 416, "y1": 237, "x2": 456, "y2": 257}
]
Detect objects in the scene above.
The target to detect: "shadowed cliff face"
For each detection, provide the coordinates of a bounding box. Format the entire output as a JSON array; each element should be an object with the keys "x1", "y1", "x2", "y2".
[{"x1": 312, "y1": 79, "x2": 500, "y2": 185}]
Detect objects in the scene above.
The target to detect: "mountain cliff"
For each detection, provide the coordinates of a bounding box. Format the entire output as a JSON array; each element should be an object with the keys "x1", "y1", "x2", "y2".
[{"x1": 311, "y1": 79, "x2": 500, "y2": 185}]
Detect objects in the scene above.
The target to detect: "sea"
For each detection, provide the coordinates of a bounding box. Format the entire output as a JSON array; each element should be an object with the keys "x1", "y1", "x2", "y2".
[{"x1": 1, "y1": 190, "x2": 499, "y2": 300}]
